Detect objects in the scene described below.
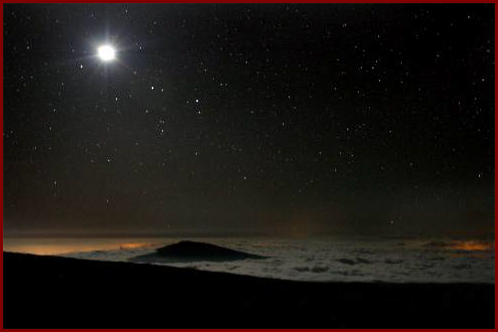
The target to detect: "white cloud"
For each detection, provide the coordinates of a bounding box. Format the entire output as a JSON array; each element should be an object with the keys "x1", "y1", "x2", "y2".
[{"x1": 62, "y1": 237, "x2": 495, "y2": 283}]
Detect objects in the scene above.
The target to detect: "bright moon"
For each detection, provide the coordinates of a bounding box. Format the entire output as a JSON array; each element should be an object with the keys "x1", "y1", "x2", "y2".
[{"x1": 97, "y1": 45, "x2": 116, "y2": 62}]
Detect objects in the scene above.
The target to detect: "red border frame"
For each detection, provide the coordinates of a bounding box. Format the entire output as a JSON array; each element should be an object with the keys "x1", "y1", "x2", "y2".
[{"x1": 0, "y1": 1, "x2": 495, "y2": 331}]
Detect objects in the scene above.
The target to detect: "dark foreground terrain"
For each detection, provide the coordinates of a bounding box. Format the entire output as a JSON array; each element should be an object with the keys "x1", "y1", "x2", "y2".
[{"x1": 4, "y1": 252, "x2": 494, "y2": 328}]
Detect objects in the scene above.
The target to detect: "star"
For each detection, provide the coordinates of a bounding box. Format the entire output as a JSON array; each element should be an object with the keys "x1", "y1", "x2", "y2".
[{"x1": 97, "y1": 45, "x2": 116, "y2": 62}]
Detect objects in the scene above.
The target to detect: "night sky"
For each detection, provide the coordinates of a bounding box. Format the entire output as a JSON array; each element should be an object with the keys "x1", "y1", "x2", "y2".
[{"x1": 4, "y1": 4, "x2": 494, "y2": 237}]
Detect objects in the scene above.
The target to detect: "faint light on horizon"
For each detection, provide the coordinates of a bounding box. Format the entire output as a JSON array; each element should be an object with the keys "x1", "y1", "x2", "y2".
[
  {"x1": 450, "y1": 240, "x2": 493, "y2": 252},
  {"x1": 3, "y1": 241, "x2": 154, "y2": 256}
]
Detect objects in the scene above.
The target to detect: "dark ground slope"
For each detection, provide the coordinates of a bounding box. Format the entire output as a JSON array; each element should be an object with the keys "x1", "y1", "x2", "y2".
[{"x1": 3, "y1": 252, "x2": 495, "y2": 328}]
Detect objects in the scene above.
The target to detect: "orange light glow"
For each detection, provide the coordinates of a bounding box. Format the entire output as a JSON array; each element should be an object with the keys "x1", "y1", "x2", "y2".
[
  {"x1": 119, "y1": 243, "x2": 149, "y2": 249},
  {"x1": 450, "y1": 241, "x2": 494, "y2": 252},
  {"x1": 3, "y1": 238, "x2": 161, "y2": 255}
]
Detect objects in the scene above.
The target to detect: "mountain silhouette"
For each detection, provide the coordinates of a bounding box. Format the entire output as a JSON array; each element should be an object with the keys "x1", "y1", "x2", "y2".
[{"x1": 130, "y1": 240, "x2": 267, "y2": 263}]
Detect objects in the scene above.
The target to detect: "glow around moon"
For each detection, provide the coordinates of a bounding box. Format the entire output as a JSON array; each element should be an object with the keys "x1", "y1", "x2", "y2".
[{"x1": 97, "y1": 45, "x2": 116, "y2": 62}]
